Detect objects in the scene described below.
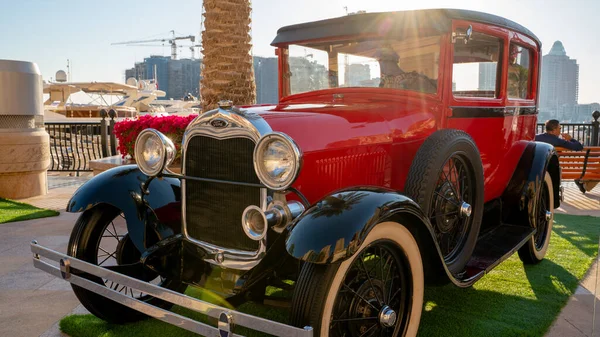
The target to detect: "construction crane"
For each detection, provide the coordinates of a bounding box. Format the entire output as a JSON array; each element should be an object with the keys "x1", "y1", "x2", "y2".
[
  {"x1": 189, "y1": 44, "x2": 202, "y2": 59},
  {"x1": 112, "y1": 30, "x2": 195, "y2": 60}
]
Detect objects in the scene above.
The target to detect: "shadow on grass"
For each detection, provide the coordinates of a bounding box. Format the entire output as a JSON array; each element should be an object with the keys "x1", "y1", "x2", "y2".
[
  {"x1": 419, "y1": 214, "x2": 599, "y2": 337},
  {"x1": 552, "y1": 214, "x2": 599, "y2": 258}
]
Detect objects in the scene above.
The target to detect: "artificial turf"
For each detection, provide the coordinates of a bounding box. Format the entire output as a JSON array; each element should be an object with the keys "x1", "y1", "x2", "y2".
[
  {"x1": 0, "y1": 198, "x2": 59, "y2": 224},
  {"x1": 60, "y1": 214, "x2": 599, "y2": 337}
]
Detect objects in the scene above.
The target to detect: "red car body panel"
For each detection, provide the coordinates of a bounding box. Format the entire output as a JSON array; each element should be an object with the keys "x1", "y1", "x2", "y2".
[{"x1": 244, "y1": 16, "x2": 542, "y2": 205}]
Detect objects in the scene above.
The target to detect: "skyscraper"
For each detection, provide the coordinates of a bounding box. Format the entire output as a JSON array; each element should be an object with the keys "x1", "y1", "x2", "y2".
[
  {"x1": 253, "y1": 56, "x2": 278, "y2": 104},
  {"x1": 539, "y1": 41, "x2": 579, "y2": 120}
]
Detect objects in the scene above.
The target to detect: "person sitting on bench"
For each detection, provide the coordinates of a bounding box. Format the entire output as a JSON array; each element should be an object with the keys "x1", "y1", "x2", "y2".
[{"x1": 535, "y1": 119, "x2": 583, "y2": 151}]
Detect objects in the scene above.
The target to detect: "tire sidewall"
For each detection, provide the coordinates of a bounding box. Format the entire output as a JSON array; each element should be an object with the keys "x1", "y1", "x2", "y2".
[
  {"x1": 319, "y1": 222, "x2": 424, "y2": 337},
  {"x1": 529, "y1": 172, "x2": 554, "y2": 260}
]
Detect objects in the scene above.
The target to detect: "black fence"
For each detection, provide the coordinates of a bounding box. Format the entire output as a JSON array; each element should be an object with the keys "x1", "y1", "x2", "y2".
[
  {"x1": 536, "y1": 111, "x2": 600, "y2": 147},
  {"x1": 45, "y1": 110, "x2": 118, "y2": 173}
]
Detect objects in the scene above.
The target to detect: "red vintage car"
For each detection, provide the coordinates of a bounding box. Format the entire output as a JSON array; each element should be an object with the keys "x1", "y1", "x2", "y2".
[{"x1": 33, "y1": 9, "x2": 561, "y2": 337}]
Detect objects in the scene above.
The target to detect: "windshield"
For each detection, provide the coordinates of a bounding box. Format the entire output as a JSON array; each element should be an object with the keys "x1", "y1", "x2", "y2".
[{"x1": 286, "y1": 35, "x2": 442, "y2": 96}]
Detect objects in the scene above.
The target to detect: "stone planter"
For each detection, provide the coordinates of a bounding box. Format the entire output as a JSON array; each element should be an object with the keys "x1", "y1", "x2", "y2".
[{"x1": 0, "y1": 60, "x2": 49, "y2": 199}]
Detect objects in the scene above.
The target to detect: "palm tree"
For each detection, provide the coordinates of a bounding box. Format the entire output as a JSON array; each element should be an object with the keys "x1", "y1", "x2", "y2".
[{"x1": 200, "y1": 0, "x2": 256, "y2": 111}]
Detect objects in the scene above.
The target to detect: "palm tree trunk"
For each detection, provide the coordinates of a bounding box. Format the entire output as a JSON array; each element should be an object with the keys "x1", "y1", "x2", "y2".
[{"x1": 201, "y1": 0, "x2": 256, "y2": 111}]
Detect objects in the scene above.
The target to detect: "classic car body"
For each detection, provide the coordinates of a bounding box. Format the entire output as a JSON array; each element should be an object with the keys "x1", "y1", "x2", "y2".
[{"x1": 32, "y1": 9, "x2": 561, "y2": 337}]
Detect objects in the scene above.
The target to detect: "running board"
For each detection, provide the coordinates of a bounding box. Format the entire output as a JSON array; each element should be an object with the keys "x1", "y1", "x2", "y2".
[
  {"x1": 30, "y1": 242, "x2": 313, "y2": 337},
  {"x1": 455, "y1": 224, "x2": 535, "y2": 286}
]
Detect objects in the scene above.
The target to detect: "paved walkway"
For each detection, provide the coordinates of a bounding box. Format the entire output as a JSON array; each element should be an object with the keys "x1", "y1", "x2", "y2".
[
  {"x1": 547, "y1": 182, "x2": 600, "y2": 337},
  {"x1": 0, "y1": 211, "x2": 81, "y2": 337},
  {"x1": 0, "y1": 177, "x2": 598, "y2": 336}
]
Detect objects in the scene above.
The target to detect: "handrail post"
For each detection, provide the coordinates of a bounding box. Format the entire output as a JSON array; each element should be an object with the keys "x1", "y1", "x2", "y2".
[
  {"x1": 99, "y1": 109, "x2": 108, "y2": 157},
  {"x1": 592, "y1": 111, "x2": 600, "y2": 147},
  {"x1": 108, "y1": 109, "x2": 117, "y2": 156}
]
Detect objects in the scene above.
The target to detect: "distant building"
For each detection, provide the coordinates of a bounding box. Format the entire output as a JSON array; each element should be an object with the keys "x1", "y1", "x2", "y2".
[
  {"x1": 253, "y1": 56, "x2": 279, "y2": 104},
  {"x1": 575, "y1": 103, "x2": 600, "y2": 122},
  {"x1": 127, "y1": 55, "x2": 278, "y2": 103},
  {"x1": 478, "y1": 63, "x2": 496, "y2": 91},
  {"x1": 539, "y1": 41, "x2": 579, "y2": 121},
  {"x1": 168, "y1": 59, "x2": 201, "y2": 100},
  {"x1": 126, "y1": 56, "x2": 199, "y2": 100}
]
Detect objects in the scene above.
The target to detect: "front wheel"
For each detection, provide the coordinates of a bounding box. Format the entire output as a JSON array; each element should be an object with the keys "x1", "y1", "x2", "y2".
[
  {"x1": 68, "y1": 204, "x2": 186, "y2": 324},
  {"x1": 518, "y1": 172, "x2": 554, "y2": 264},
  {"x1": 290, "y1": 222, "x2": 424, "y2": 337}
]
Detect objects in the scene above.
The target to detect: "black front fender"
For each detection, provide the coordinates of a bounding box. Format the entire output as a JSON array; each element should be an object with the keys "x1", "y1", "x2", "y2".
[
  {"x1": 285, "y1": 188, "x2": 435, "y2": 262},
  {"x1": 67, "y1": 165, "x2": 181, "y2": 252}
]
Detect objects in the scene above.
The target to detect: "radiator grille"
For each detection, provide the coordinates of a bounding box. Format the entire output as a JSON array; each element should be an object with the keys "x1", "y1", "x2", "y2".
[{"x1": 184, "y1": 136, "x2": 260, "y2": 251}]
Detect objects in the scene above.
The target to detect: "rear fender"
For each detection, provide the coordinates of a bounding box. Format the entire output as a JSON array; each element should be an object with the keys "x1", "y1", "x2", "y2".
[
  {"x1": 285, "y1": 188, "x2": 448, "y2": 283},
  {"x1": 502, "y1": 141, "x2": 560, "y2": 226},
  {"x1": 66, "y1": 165, "x2": 182, "y2": 252}
]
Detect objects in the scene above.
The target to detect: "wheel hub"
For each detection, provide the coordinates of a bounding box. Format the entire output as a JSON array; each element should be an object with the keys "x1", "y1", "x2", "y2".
[
  {"x1": 435, "y1": 182, "x2": 458, "y2": 233},
  {"x1": 460, "y1": 202, "x2": 472, "y2": 218},
  {"x1": 379, "y1": 305, "x2": 397, "y2": 328},
  {"x1": 348, "y1": 279, "x2": 387, "y2": 336}
]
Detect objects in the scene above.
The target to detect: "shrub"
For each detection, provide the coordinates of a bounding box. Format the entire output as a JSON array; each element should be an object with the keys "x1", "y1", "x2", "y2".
[{"x1": 113, "y1": 114, "x2": 198, "y2": 159}]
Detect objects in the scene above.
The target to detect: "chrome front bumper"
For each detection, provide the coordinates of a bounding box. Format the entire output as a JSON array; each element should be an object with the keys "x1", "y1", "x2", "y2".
[{"x1": 31, "y1": 241, "x2": 313, "y2": 337}]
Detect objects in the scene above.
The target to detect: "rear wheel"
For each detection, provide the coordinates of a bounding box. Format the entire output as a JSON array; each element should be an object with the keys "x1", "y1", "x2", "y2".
[
  {"x1": 68, "y1": 204, "x2": 186, "y2": 324},
  {"x1": 290, "y1": 222, "x2": 424, "y2": 337},
  {"x1": 518, "y1": 172, "x2": 554, "y2": 264},
  {"x1": 405, "y1": 130, "x2": 484, "y2": 275}
]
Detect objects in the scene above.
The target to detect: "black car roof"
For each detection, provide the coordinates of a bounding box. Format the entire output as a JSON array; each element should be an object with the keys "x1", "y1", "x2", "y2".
[{"x1": 271, "y1": 9, "x2": 540, "y2": 48}]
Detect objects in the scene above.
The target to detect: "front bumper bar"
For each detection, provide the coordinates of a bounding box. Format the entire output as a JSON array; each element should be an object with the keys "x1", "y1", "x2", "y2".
[{"x1": 31, "y1": 241, "x2": 313, "y2": 337}]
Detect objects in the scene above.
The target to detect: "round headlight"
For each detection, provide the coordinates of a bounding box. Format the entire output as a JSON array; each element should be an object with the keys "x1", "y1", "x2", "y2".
[
  {"x1": 134, "y1": 129, "x2": 176, "y2": 177},
  {"x1": 253, "y1": 132, "x2": 302, "y2": 190}
]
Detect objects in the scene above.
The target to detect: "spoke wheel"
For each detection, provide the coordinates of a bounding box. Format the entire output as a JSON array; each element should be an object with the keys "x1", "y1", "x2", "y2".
[
  {"x1": 519, "y1": 172, "x2": 554, "y2": 264},
  {"x1": 290, "y1": 222, "x2": 424, "y2": 337},
  {"x1": 329, "y1": 243, "x2": 411, "y2": 337},
  {"x1": 68, "y1": 204, "x2": 186, "y2": 324},
  {"x1": 96, "y1": 219, "x2": 165, "y2": 299},
  {"x1": 430, "y1": 153, "x2": 474, "y2": 264}
]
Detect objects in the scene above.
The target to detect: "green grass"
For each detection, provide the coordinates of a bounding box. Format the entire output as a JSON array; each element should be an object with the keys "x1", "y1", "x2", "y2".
[
  {"x1": 60, "y1": 214, "x2": 599, "y2": 337},
  {"x1": 0, "y1": 198, "x2": 59, "y2": 224}
]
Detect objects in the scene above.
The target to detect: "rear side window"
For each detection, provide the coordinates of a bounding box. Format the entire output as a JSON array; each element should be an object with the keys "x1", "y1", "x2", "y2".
[
  {"x1": 508, "y1": 44, "x2": 531, "y2": 99},
  {"x1": 452, "y1": 30, "x2": 503, "y2": 99}
]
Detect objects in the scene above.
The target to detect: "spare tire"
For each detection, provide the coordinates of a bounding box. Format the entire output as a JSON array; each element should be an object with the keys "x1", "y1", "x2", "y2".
[{"x1": 405, "y1": 129, "x2": 484, "y2": 275}]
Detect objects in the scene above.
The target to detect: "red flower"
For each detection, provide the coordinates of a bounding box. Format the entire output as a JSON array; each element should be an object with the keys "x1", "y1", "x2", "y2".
[{"x1": 113, "y1": 114, "x2": 198, "y2": 159}]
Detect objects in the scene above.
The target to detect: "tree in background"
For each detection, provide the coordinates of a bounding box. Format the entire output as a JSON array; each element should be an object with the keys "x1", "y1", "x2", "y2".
[{"x1": 201, "y1": 0, "x2": 256, "y2": 111}]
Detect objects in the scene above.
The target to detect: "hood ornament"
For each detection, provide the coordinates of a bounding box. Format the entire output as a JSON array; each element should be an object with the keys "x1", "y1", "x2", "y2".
[{"x1": 217, "y1": 100, "x2": 233, "y2": 110}]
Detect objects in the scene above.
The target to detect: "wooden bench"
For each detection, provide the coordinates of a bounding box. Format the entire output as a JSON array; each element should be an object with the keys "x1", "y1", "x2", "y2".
[{"x1": 555, "y1": 146, "x2": 600, "y2": 193}]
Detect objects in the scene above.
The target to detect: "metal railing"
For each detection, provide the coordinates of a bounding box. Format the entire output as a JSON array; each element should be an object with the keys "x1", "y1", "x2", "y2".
[
  {"x1": 45, "y1": 110, "x2": 118, "y2": 173},
  {"x1": 536, "y1": 111, "x2": 600, "y2": 147}
]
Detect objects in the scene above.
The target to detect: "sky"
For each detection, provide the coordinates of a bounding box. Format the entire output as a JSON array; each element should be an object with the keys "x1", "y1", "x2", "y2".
[{"x1": 1, "y1": 0, "x2": 598, "y2": 103}]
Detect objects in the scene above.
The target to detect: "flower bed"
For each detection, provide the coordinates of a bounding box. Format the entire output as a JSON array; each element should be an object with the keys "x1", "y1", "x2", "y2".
[{"x1": 113, "y1": 114, "x2": 197, "y2": 159}]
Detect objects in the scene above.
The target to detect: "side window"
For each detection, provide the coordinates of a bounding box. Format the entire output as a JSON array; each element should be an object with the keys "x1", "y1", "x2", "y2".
[
  {"x1": 508, "y1": 44, "x2": 531, "y2": 99},
  {"x1": 452, "y1": 30, "x2": 502, "y2": 98}
]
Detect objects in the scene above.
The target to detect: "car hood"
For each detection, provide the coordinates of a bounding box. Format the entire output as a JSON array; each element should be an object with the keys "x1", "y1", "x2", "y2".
[{"x1": 244, "y1": 103, "x2": 392, "y2": 153}]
